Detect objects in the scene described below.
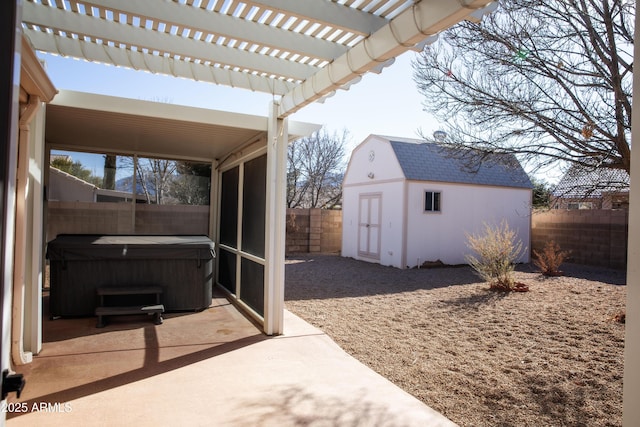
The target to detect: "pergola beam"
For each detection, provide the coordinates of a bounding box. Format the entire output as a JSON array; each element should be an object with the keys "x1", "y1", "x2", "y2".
[
  {"x1": 82, "y1": 0, "x2": 349, "y2": 61},
  {"x1": 246, "y1": 0, "x2": 388, "y2": 35},
  {"x1": 24, "y1": 28, "x2": 296, "y2": 95},
  {"x1": 23, "y1": 1, "x2": 317, "y2": 81},
  {"x1": 277, "y1": 0, "x2": 497, "y2": 117}
]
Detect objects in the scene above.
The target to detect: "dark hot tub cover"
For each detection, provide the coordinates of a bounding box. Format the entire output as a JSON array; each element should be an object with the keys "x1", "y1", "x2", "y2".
[{"x1": 47, "y1": 235, "x2": 216, "y2": 316}]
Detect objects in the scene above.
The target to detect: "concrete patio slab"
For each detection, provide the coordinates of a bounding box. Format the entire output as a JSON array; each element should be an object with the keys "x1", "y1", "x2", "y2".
[{"x1": 7, "y1": 293, "x2": 456, "y2": 427}]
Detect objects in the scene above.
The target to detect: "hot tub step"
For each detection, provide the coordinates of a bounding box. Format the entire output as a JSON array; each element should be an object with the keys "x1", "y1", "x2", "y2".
[{"x1": 95, "y1": 304, "x2": 164, "y2": 328}]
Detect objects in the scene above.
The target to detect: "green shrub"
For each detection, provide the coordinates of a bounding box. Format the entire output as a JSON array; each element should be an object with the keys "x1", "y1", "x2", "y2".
[
  {"x1": 533, "y1": 240, "x2": 570, "y2": 276},
  {"x1": 466, "y1": 220, "x2": 526, "y2": 291}
]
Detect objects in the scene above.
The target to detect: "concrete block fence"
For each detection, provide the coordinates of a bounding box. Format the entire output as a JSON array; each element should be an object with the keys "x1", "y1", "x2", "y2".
[
  {"x1": 46, "y1": 203, "x2": 342, "y2": 255},
  {"x1": 531, "y1": 209, "x2": 628, "y2": 269},
  {"x1": 285, "y1": 208, "x2": 342, "y2": 254},
  {"x1": 47, "y1": 203, "x2": 626, "y2": 268},
  {"x1": 47, "y1": 201, "x2": 209, "y2": 241}
]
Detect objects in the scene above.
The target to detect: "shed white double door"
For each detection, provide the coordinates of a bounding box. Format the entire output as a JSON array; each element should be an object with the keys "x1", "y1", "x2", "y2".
[{"x1": 358, "y1": 193, "x2": 382, "y2": 260}]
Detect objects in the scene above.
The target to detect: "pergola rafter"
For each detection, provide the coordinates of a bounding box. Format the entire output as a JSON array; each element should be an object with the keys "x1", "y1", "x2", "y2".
[
  {"x1": 23, "y1": 1, "x2": 317, "y2": 82},
  {"x1": 21, "y1": 0, "x2": 498, "y2": 115}
]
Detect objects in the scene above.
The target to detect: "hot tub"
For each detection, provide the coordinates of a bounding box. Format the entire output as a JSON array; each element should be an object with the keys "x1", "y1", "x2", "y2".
[{"x1": 47, "y1": 234, "x2": 215, "y2": 317}]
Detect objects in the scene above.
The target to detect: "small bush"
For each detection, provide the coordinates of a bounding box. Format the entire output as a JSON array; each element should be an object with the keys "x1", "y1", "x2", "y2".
[
  {"x1": 533, "y1": 240, "x2": 570, "y2": 276},
  {"x1": 612, "y1": 311, "x2": 626, "y2": 324},
  {"x1": 466, "y1": 220, "x2": 527, "y2": 292}
]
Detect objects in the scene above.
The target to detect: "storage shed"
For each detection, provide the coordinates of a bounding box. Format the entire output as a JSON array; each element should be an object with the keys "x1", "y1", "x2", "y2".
[{"x1": 342, "y1": 135, "x2": 533, "y2": 268}]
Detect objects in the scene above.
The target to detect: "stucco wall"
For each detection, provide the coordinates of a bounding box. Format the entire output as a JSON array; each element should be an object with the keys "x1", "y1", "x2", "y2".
[{"x1": 405, "y1": 181, "x2": 532, "y2": 267}]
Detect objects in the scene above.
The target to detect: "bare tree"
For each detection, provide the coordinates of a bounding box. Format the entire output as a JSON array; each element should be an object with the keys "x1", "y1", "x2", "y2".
[
  {"x1": 169, "y1": 161, "x2": 211, "y2": 205},
  {"x1": 287, "y1": 139, "x2": 310, "y2": 208},
  {"x1": 287, "y1": 128, "x2": 347, "y2": 209},
  {"x1": 413, "y1": 0, "x2": 633, "y2": 182},
  {"x1": 134, "y1": 157, "x2": 177, "y2": 204}
]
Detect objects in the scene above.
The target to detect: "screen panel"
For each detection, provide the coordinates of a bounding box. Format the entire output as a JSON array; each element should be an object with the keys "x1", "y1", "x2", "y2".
[
  {"x1": 241, "y1": 155, "x2": 266, "y2": 258},
  {"x1": 240, "y1": 258, "x2": 264, "y2": 316},
  {"x1": 218, "y1": 248, "x2": 237, "y2": 294},
  {"x1": 220, "y1": 167, "x2": 239, "y2": 247}
]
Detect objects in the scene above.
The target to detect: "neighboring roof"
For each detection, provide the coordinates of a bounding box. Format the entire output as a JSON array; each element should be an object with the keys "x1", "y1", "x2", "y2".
[
  {"x1": 50, "y1": 166, "x2": 97, "y2": 190},
  {"x1": 50, "y1": 166, "x2": 148, "y2": 202},
  {"x1": 553, "y1": 165, "x2": 630, "y2": 198},
  {"x1": 22, "y1": 0, "x2": 498, "y2": 118},
  {"x1": 387, "y1": 138, "x2": 532, "y2": 189}
]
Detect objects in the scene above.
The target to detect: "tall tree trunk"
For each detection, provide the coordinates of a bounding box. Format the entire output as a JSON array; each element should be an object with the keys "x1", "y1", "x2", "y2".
[{"x1": 103, "y1": 155, "x2": 116, "y2": 189}]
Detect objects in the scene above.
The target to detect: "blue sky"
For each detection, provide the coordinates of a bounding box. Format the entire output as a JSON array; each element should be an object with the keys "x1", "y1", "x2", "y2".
[{"x1": 41, "y1": 50, "x2": 442, "y2": 159}]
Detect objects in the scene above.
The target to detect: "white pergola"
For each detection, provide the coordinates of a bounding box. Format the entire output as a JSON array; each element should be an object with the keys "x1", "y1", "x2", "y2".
[
  {"x1": 21, "y1": 0, "x2": 497, "y2": 118},
  {"x1": 2, "y1": 1, "x2": 639, "y2": 426}
]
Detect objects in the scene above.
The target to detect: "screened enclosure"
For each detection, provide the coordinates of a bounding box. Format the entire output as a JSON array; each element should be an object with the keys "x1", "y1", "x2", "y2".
[{"x1": 218, "y1": 153, "x2": 267, "y2": 318}]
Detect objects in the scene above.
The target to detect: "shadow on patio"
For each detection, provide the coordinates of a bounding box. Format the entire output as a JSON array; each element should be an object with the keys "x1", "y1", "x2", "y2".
[
  {"x1": 7, "y1": 290, "x2": 264, "y2": 422},
  {"x1": 7, "y1": 289, "x2": 456, "y2": 427}
]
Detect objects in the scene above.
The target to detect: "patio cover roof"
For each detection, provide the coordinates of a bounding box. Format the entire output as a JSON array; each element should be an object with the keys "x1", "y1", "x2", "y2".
[
  {"x1": 46, "y1": 90, "x2": 320, "y2": 161},
  {"x1": 22, "y1": 0, "x2": 497, "y2": 118}
]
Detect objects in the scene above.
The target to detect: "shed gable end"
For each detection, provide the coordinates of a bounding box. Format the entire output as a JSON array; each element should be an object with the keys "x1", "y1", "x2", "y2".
[{"x1": 343, "y1": 136, "x2": 405, "y2": 186}]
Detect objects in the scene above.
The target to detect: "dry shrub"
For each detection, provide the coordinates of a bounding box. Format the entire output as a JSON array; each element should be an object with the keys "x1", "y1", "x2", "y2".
[
  {"x1": 533, "y1": 240, "x2": 570, "y2": 276},
  {"x1": 466, "y1": 220, "x2": 528, "y2": 292},
  {"x1": 612, "y1": 311, "x2": 626, "y2": 324}
]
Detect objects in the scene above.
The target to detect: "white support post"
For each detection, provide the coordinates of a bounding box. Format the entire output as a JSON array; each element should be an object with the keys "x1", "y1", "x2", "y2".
[
  {"x1": 208, "y1": 160, "x2": 218, "y2": 241},
  {"x1": 26, "y1": 102, "x2": 47, "y2": 356},
  {"x1": 131, "y1": 154, "x2": 137, "y2": 232},
  {"x1": 11, "y1": 96, "x2": 40, "y2": 366},
  {"x1": 2, "y1": 0, "x2": 22, "y2": 387},
  {"x1": 263, "y1": 101, "x2": 287, "y2": 335},
  {"x1": 623, "y1": 4, "x2": 640, "y2": 424}
]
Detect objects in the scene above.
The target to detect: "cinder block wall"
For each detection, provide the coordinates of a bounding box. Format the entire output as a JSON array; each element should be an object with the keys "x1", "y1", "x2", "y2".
[
  {"x1": 285, "y1": 208, "x2": 341, "y2": 254},
  {"x1": 47, "y1": 201, "x2": 209, "y2": 241},
  {"x1": 285, "y1": 209, "x2": 311, "y2": 253},
  {"x1": 531, "y1": 209, "x2": 628, "y2": 269},
  {"x1": 135, "y1": 204, "x2": 210, "y2": 235},
  {"x1": 48, "y1": 203, "x2": 627, "y2": 268},
  {"x1": 319, "y1": 208, "x2": 342, "y2": 253},
  {"x1": 47, "y1": 203, "x2": 340, "y2": 254},
  {"x1": 46, "y1": 202, "x2": 133, "y2": 240}
]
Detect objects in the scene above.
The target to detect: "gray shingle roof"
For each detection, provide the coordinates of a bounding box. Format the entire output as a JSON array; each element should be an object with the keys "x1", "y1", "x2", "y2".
[
  {"x1": 389, "y1": 140, "x2": 532, "y2": 189},
  {"x1": 552, "y1": 165, "x2": 629, "y2": 198}
]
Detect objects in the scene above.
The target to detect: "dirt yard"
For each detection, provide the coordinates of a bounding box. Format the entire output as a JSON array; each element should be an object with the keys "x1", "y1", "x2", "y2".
[{"x1": 284, "y1": 254, "x2": 626, "y2": 427}]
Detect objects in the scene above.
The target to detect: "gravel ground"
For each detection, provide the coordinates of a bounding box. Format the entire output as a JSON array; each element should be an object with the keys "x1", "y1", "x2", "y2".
[{"x1": 284, "y1": 254, "x2": 626, "y2": 427}]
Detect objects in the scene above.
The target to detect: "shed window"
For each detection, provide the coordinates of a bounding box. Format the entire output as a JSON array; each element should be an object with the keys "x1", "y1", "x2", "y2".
[{"x1": 425, "y1": 191, "x2": 441, "y2": 212}]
